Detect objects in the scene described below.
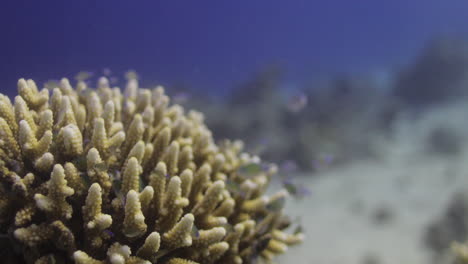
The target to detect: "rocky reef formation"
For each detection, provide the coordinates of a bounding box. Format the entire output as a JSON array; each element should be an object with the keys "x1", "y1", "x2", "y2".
[
  {"x1": 394, "y1": 38, "x2": 468, "y2": 108},
  {"x1": 0, "y1": 77, "x2": 303, "y2": 263},
  {"x1": 189, "y1": 68, "x2": 397, "y2": 171},
  {"x1": 179, "y1": 38, "x2": 468, "y2": 173},
  {"x1": 425, "y1": 192, "x2": 468, "y2": 264}
]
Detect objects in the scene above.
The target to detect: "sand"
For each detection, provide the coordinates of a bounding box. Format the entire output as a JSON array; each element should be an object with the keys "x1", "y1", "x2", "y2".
[{"x1": 275, "y1": 103, "x2": 468, "y2": 264}]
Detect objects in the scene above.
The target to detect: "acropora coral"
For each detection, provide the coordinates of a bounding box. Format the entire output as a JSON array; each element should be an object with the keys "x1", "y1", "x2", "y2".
[
  {"x1": 0, "y1": 76, "x2": 303, "y2": 264},
  {"x1": 452, "y1": 241, "x2": 468, "y2": 263}
]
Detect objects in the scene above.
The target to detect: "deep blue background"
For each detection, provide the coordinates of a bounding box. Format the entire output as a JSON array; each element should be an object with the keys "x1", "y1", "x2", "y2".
[{"x1": 0, "y1": 0, "x2": 467, "y2": 97}]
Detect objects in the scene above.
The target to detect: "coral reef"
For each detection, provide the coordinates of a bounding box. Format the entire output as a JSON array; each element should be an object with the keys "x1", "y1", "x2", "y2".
[
  {"x1": 423, "y1": 191, "x2": 468, "y2": 264},
  {"x1": 425, "y1": 192, "x2": 468, "y2": 263},
  {"x1": 0, "y1": 77, "x2": 303, "y2": 263},
  {"x1": 176, "y1": 38, "x2": 468, "y2": 173},
  {"x1": 394, "y1": 38, "x2": 468, "y2": 108},
  {"x1": 188, "y1": 68, "x2": 397, "y2": 171},
  {"x1": 452, "y1": 241, "x2": 468, "y2": 264}
]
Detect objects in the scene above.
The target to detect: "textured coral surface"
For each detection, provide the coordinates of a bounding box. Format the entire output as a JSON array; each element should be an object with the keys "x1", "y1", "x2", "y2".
[{"x1": 0, "y1": 77, "x2": 302, "y2": 264}]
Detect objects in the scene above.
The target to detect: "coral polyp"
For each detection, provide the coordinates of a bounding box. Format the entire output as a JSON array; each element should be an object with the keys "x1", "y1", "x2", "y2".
[{"x1": 0, "y1": 77, "x2": 303, "y2": 264}]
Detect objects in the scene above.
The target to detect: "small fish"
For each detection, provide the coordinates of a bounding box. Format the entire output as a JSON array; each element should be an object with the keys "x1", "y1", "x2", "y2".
[
  {"x1": 191, "y1": 224, "x2": 200, "y2": 238},
  {"x1": 280, "y1": 160, "x2": 298, "y2": 173},
  {"x1": 172, "y1": 92, "x2": 190, "y2": 105},
  {"x1": 287, "y1": 93, "x2": 308, "y2": 113},
  {"x1": 124, "y1": 228, "x2": 143, "y2": 238},
  {"x1": 46, "y1": 255, "x2": 56, "y2": 264},
  {"x1": 102, "y1": 68, "x2": 112, "y2": 76},
  {"x1": 79, "y1": 172, "x2": 91, "y2": 188},
  {"x1": 283, "y1": 179, "x2": 311, "y2": 199},
  {"x1": 44, "y1": 80, "x2": 60, "y2": 90},
  {"x1": 254, "y1": 236, "x2": 271, "y2": 253},
  {"x1": 106, "y1": 147, "x2": 118, "y2": 157},
  {"x1": 253, "y1": 215, "x2": 265, "y2": 225},
  {"x1": 125, "y1": 70, "x2": 139, "y2": 80},
  {"x1": 139, "y1": 176, "x2": 145, "y2": 191},
  {"x1": 312, "y1": 153, "x2": 335, "y2": 170},
  {"x1": 73, "y1": 156, "x2": 88, "y2": 171},
  {"x1": 250, "y1": 138, "x2": 269, "y2": 156},
  {"x1": 109, "y1": 76, "x2": 119, "y2": 85},
  {"x1": 103, "y1": 229, "x2": 115, "y2": 237},
  {"x1": 225, "y1": 179, "x2": 240, "y2": 194},
  {"x1": 110, "y1": 169, "x2": 121, "y2": 181},
  {"x1": 94, "y1": 162, "x2": 108, "y2": 172},
  {"x1": 322, "y1": 153, "x2": 334, "y2": 164},
  {"x1": 250, "y1": 255, "x2": 259, "y2": 264},
  {"x1": 266, "y1": 196, "x2": 285, "y2": 212},
  {"x1": 222, "y1": 223, "x2": 234, "y2": 232},
  {"x1": 283, "y1": 180, "x2": 296, "y2": 194},
  {"x1": 294, "y1": 224, "x2": 303, "y2": 235},
  {"x1": 112, "y1": 179, "x2": 124, "y2": 205},
  {"x1": 237, "y1": 163, "x2": 263, "y2": 178},
  {"x1": 75, "y1": 71, "x2": 93, "y2": 82},
  {"x1": 121, "y1": 196, "x2": 126, "y2": 207},
  {"x1": 9, "y1": 160, "x2": 22, "y2": 174},
  {"x1": 278, "y1": 215, "x2": 292, "y2": 229}
]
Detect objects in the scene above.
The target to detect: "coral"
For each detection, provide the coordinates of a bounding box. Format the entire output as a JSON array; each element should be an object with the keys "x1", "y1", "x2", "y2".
[
  {"x1": 394, "y1": 38, "x2": 468, "y2": 107},
  {"x1": 424, "y1": 192, "x2": 468, "y2": 264},
  {"x1": 452, "y1": 241, "x2": 468, "y2": 264},
  {"x1": 187, "y1": 66, "x2": 396, "y2": 172},
  {"x1": 425, "y1": 192, "x2": 468, "y2": 262},
  {"x1": 0, "y1": 76, "x2": 303, "y2": 263}
]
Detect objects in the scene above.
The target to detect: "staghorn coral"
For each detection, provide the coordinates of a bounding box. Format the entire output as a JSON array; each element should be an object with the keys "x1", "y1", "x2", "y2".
[
  {"x1": 0, "y1": 76, "x2": 303, "y2": 264},
  {"x1": 452, "y1": 241, "x2": 468, "y2": 264}
]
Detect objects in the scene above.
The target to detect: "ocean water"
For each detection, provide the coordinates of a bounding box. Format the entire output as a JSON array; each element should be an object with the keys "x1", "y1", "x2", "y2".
[
  {"x1": 2, "y1": 1, "x2": 468, "y2": 263},
  {"x1": 1, "y1": 0, "x2": 468, "y2": 96}
]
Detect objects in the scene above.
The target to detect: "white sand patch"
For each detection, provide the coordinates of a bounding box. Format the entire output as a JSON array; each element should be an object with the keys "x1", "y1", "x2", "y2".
[
  {"x1": 277, "y1": 156, "x2": 468, "y2": 264},
  {"x1": 276, "y1": 102, "x2": 468, "y2": 263}
]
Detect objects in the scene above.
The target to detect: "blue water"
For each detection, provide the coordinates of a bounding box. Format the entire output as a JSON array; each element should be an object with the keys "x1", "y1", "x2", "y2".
[{"x1": 0, "y1": 0, "x2": 467, "y2": 97}]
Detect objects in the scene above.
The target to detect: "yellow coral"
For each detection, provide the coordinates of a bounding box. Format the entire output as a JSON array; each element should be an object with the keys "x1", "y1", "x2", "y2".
[
  {"x1": 162, "y1": 213, "x2": 194, "y2": 249},
  {"x1": 0, "y1": 77, "x2": 302, "y2": 264},
  {"x1": 34, "y1": 164, "x2": 74, "y2": 219},
  {"x1": 123, "y1": 190, "x2": 148, "y2": 238},
  {"x1": 83, "y1": 183, "x2": 112, "y2": 247},
  {"x1": 136, "y1": 232, "x2": 161, "y2": 260},
  {"x1": 453, "y1": 241, "x2": 468, "y2": 263}
]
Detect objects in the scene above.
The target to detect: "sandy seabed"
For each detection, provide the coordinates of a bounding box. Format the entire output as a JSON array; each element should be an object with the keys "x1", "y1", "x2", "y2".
[
  {"x1": 275, "y1": 103, "x2": 468, "y2": 264},
  {"x1": 278, "y1": 156, "x2": 466, "y2": 264}
]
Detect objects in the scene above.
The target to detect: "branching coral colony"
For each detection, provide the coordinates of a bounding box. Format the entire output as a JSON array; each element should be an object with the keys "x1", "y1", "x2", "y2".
[
  {"x1": 452, "y1": 242, "x2": 468, "y2": 263},
  {"x1": 0, "y1": 77, "x2": 303, "y2": 264}
]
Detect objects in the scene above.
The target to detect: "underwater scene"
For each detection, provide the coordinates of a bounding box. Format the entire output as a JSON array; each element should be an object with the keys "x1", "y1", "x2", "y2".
[{"x1": 2, "y1": 1, "x2": 468, "y2": 263}]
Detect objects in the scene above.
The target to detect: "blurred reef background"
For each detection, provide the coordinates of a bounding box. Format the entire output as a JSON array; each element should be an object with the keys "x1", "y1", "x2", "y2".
[{"x1": 3, "y1": 0, "x2": 468, "y2": 263}]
